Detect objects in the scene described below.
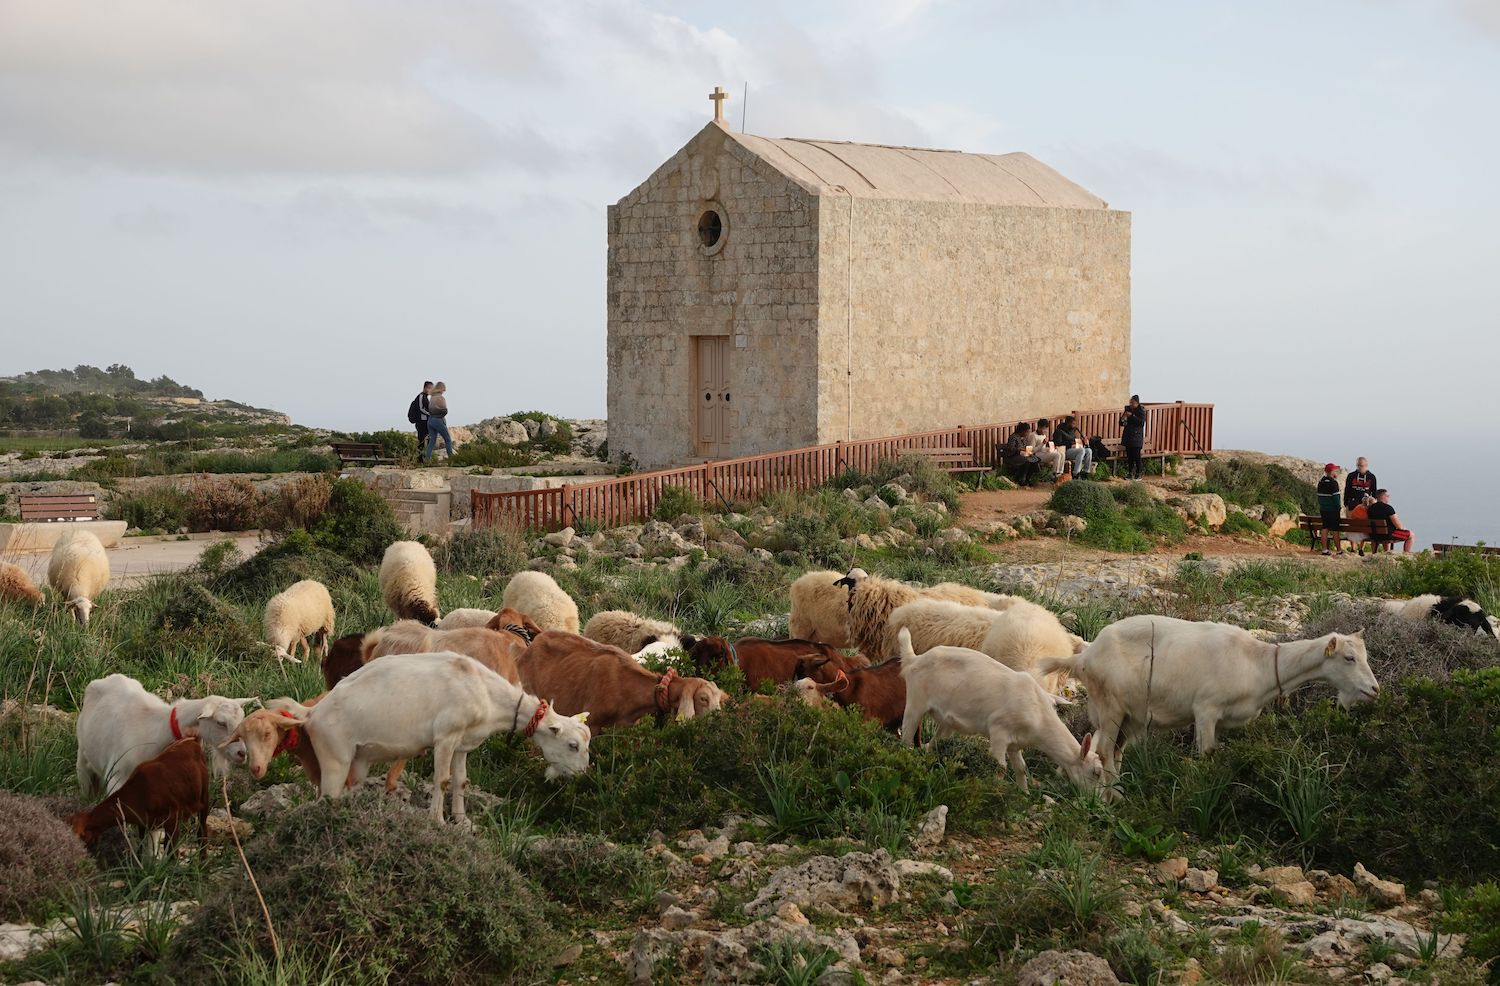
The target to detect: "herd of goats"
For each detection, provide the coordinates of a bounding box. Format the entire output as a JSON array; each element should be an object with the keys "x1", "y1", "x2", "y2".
[{"x1": 19, "y1": 533, "x2": 1499, "y2": 848}]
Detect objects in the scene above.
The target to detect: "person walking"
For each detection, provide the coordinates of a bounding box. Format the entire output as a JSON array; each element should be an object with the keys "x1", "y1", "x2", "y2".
[
  {"x1": 1119, "y1": 395, "x2": 1147, "y2": 480},
  {"x1": 1366, "y1": 489, "x2": 1414, "y2": 553},
  {"x1": 423, "y1": 382, "x2": 453, "y2": 462},
  {"x1": 1052, "y1": 415, "x2": 1093, "y2": 480},
  {"x1": 408, "y1": 381, "x2": 433, "y2": 451},
  {"x1": 1344, "y1": 457, "x2": 1376, "y2": 511},
  {"x1": 1032, "y1": 418, "x2": 1067, "y2": 484},
  {"x1": 1316, "y1": 463, "x2": 1344, "y2": 555}
]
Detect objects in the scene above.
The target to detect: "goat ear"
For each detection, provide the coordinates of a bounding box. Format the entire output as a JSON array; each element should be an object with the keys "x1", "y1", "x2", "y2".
[
  {"x1": 1351, "y1": 627, "x2": 1365, "y2": 638},
  {"x1": 575, "y1": 711, "x2": 589, "y2": 724},
  {"x1": 1080, "y1": 732, "x2": 1093, "y2": 758},
  {"x1": 677, "y1": 687, "x2": 697, "y2": 720},
  {"x1": 1324, "y1": 637, "x2": 1338, "y2": 657},
  {"x1": 681, "y1": 634, "x2": 697, "y2": 650}
]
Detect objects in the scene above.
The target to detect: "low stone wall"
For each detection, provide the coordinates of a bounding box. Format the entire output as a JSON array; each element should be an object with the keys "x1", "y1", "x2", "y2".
[{"x1": 0, "y1": 519, "x2": 128, "y2": 553}]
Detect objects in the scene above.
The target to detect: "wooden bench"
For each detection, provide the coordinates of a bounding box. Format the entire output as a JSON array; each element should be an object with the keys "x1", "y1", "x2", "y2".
[
  {"x1": 19, "y1": 493, "x2": 100, "y2": 523},
  {"x1": 912, "y1": 446, "x2": 991, "y2": 484},
  {"x1": 331, "y1": 442, "x2": 396, "y2": 466},
  {"x1": 1433, "y1": 543, "x2": 1500, "y2": 558},
  {"x1": 1298, "y1": 514, "x2": 1395, "y2": 553}
]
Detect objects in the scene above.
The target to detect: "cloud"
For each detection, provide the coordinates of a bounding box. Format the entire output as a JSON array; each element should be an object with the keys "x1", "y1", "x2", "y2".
[{"x1": 1449, "y1": 0, "x2": 1500, "y2": 37}]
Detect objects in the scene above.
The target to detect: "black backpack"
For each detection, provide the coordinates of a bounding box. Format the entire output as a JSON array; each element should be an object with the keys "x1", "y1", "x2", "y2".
[{"x1": 406, "y1": 395, "x2": 422, "y2": 424}]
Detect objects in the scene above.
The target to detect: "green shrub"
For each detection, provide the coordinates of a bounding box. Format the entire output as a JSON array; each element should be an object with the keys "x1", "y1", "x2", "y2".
[
  {"x1": 653, "y1": 485, "x2": 701, "y2": 522},
  {"x1": 1221, "y1": 511, "x2": 1269, "y2": 537},
  {"x1": 1442, "y1": 882, "x2": 1500, "y2": 979},
  {"x1": 516, "y1": 836, "x2": 662, "y2": 913},
  {"x1": 826, "y1": 455, "x2": 963, "y2": 513},
  {"x1": 0, "y1": 791, "x2": 94, "y2": 921},
  {"x1": 448, "y1": 440, "x2": 536, "y2": 469},
  {"x1": 172, "y1": 793, "x2": 560, "y2": 985},
  {"x1": 1198, "y1": 458, "x2": 1316, "y2": 515},
  {"x1": 209, "y1": 529, "x2": 354, "y2": 601},
  {"x1": 308, "y1": 478, "x2": 403, "y2": 564},
  {"x1": 1109, "y1": 482, "x2": 1154, "y2": 510},
  {"x1": 128, "y1": 580, "x2": 261, "y2": 660},
  {"x1": 1047, "y1": 481, "x2": 1117, "y2": 519},
  {"x1": 434, "y1": 527, "x2": 527, "y2": 578},
  {"x1": 108, "y1": 487, "x2": 190, "y2": 532},
  {"x1": 340, "y1": 429, "x2": 418, "y2": 460}
]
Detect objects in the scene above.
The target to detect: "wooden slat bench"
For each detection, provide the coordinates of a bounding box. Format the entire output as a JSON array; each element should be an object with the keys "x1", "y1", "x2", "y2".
[
  {"x1": 1298, "y1": 515, "x2": 1395, "y2": 553},
  {"x1": 331, "y1": 442, "x2": 396, "y2": 467},
  {"x1": 1433, "y1": 543, "x2": 1500, "y2": 558},
  {"x1": 19, "y1": 493, "x2": 100, "y2": 523},
  {"x1": 912, "y1": 446, "x2": 991, "y2": 484}
]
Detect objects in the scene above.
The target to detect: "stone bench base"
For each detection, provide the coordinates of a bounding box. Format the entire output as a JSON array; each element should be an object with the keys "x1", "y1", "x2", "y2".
[{"x1": 0, "y1": 520, "x2": 129, "y2": 553}]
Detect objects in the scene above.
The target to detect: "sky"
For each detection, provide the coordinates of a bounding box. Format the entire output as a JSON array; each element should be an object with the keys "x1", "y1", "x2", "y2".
[{"x1": 2, "y1": 0, "x2": 1497, "y2": 543}]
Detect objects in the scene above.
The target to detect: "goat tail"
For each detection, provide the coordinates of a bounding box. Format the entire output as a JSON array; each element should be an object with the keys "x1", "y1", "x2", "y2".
[
  {"x1": 896, "y1": 627, "x2": 917, "y2": 662},
  {"x1": 1035, "y1": 653, "x2": 1078, "y2": 678},
  {"x1": 264, "y1": 697, "x2": 313, "y2": 723}
]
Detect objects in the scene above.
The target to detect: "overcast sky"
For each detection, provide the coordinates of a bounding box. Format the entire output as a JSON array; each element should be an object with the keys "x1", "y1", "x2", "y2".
[{"x1": 2, "y1": 0, "x2": 1497, "y2": 455}]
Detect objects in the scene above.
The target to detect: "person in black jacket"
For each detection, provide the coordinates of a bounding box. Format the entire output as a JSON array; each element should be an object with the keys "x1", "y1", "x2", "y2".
[
  {"x1": 409, "y1": 381, "x2": 433, "y2": 449},
  {"x1": 1119, "y1": 395, "x2": 1147, "y2": 479},
  {"x1": 1001, "y1": 422, "x2": 1042, "y2": 487},
  {"x1": 1052, "y1": 415, "x2": 1093, "y2": 480},
  {"x1": 1344, "y1": 457, "x2": 1376, "y2": 510}
]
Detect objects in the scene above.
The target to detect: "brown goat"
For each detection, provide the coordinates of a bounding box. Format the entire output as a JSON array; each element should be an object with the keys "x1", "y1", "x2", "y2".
[
  {"x1": 323, "y1": 633, "x2": 367, "y2": 690},
  {"x1": 362, "y1": 619, "x2": 527, "y2": 682},
  {"x1": 518, "y1": 631, "x2": 726, "y2": 735},
  {"x1": 70, "y1": 737, "x2": 210, "y2": 853},
  {"x1": 682, "y1": 635, "x2": 869, "y2": 692},
  {"x1": 794, "y1": 658, "x2": 907, "y2": 732}
]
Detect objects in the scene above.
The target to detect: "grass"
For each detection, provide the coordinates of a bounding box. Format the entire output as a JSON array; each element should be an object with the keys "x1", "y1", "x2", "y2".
[{"x1": 0, "y1": 436, "x2": 127, "y2": 452}]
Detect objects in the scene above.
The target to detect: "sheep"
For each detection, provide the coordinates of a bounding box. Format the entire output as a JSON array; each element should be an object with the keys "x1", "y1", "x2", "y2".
[
  {"x1": 897, "y1": 629, "x2": 1103, "y2": 792},
  {"x1": 884, "y1": 597, "x2": 1085, "y2": 692},
  {"x1": 436, "y1": 608, "x2": 498, "y2": 630},
  {"x1": 583, "y1": 609, "x2": 683, "y2": 654},
  {"x1": 47, "y1": 528, "x2": 109, "y2": 625},
  {"x1": 788, "y1": 567, "x2": 1019, "y2": 657},
  {"x1": 379, "y1": 540, "x2": 440, "y2": 626},
  {"x1": 70, "y1": 737, "x2": 210, "y2": 854},
  {"x1": 1380, "y1": 594, "x2": 1496, "y2": 638},
  {"x1": 501, "y1": 571, "x2": 579, "y2": 633},
  {"x1": 76, "y1": 673, "x2": 251, "y2": 798},
  {"x1": 263, "y1": 579, "x2": 336, "y2": 664},
  {"x1": 1037, "y1": 615, "x2": 1379, "y2": 781},
  {"x1": 0, "y1": 561, "x2": 44, "y2": 606},
  {"x1": 268, "y1": 652, "x2": 591, "y2": 823}
]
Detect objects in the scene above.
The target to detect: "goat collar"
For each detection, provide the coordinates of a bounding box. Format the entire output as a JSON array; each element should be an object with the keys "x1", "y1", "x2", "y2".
[
  {"x1": 829, "y1": 669, "x2": 850, "y2": 692},
  {"x1": 654, "y1": 668, "x2": 679, "y2": 712},
  {"x1": 523, "y1": 699, "x2": 548, "y2": 739},
  {"x1": 504, "y1": 623, "x2": 536, "y2": 643},
  {"x1": 273, "y1": 709, "x2": 301, "y2": 756},
  {"x1": 725, "y1": 639, "x2": 740, "y2": 668},
  {"x1": 169, "y1": 706, "x2": 184, "y2": 741}
]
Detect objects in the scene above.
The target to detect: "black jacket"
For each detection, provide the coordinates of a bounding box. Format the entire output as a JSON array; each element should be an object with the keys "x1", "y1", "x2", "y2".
[
  {"x1": 1003, "y1": 433, "x2": 1037, "y2": 463},
  {"x1": 1119, "y1": 405, "x2": 1147, "y2": 448},
  {"x1": 1344, "y1": 470, "x2": 1376, "y2": 510},
  {"x1": 1053, "y1": 424, "x2": 1080, "y2": 449}
]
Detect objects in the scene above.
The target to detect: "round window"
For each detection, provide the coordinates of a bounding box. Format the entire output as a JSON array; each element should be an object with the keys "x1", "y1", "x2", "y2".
[{"x1": 696, "y1": 203, "x2": 728, "y2": 256}]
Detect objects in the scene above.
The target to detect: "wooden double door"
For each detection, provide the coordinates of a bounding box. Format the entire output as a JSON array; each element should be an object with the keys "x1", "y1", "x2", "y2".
[{"x1": 694, "y1": 335, "x2": 732, "y2": 459}]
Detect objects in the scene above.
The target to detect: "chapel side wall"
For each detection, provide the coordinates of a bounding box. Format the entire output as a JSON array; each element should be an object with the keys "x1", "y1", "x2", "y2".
[
  {"x1": 606, "y1": 129, "x2": 822, "y2": 470},
  {"x1": 815, "y1": 198, "x2": 1131, "y2": 445}
]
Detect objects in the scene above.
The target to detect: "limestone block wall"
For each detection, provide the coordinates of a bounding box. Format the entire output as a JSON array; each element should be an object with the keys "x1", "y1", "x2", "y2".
[
  {"x1": 815, "y1": 198, "x2": 1131, "y2": 444},
  {"x1": 608, "y1": 128, "x2": 821, "y2": 470}
]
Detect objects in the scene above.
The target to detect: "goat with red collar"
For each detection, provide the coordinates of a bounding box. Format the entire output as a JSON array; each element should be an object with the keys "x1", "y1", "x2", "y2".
[{"x1": 75, "y1": 673, "x2": 253, "y2": 799}]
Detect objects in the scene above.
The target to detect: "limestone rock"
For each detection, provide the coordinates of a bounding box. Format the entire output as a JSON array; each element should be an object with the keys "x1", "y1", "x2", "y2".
[
  {"x1": 913, "y1": 804, "x2": 947, "y2": 848},
  {"x1": 205, "y1": 809, "x2": 253, "y2": 843},
  {"x1": 895, "y1": 859, "x2": 953, "y2": 882},
  {"x1": 471, "y1": 417, "x2": 531, "y2": 445},
  {"x1": 1182, "y1": 868, "x2": 1217, "y2": 893},
  {"x1": 660, "y1": 906, "x2": 699, "y2": 930},
  {"x1": 1257, "y1": 865, "x2": 1306, "y2": 887},
  {"x1": 239, "y1": 782, "x2": 303, "y2": 818},
  {"x1": 1274, "y1": 881, "x2": 1318, "y2": 906},
  {"x1": 627, "y1": 919, "x2": 858, "y2": 984},
  {"x1": 743, "y1": 849, "x2": 900, "y2": 917},
  {"x1": 536, "y1": 417, "x2": 559, "y2": 440},
  {"x1": 1017, "y1": 949, "x2": 1121, "y2": 986},
  {"x1": 1267, "y1": 513, "x2": 1296, "y2": 538},
  {"x1": 543, "y1": 526, "x2": 576, "y2": 548},
  {"x1": 1156, "y1": 857, "x2": 1189, "y2": 882},
  {"x1": 1353, "y1": 863, "x2": 1406, "y2": 906},
  {"x1": 0, "y1": 922, "x2": 62, "y2": 963},
  {"x1": 1172, "y1": 493, "x2": 1227, "y2": 529},
  {"x1": 640, "y1": 520, "x2": 693, "y2": 558},
  {"x1": 551, "y1": 943, "x2": 583, "y2": 967}
]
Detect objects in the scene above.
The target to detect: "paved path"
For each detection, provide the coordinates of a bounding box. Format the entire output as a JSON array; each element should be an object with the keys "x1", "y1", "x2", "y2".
[{"x1": 7, "y1": 533, "x2": 268, "y2": 588}]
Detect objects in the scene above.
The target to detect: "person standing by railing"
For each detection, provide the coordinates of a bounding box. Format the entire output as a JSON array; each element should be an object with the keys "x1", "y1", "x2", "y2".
[{"x1": 1119, "y1": 395, "x2": 1147, "y2": 480}]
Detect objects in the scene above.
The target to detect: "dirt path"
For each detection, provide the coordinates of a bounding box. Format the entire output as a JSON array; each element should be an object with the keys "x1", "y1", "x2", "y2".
[{"x1": 6, "y1": 532, "x2": 267, "y2": 588}]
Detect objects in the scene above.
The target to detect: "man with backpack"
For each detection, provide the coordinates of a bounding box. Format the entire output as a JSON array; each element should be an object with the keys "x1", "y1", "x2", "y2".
[{"x1": 408, "y1": 381, "x2": 433, "y2": 450}]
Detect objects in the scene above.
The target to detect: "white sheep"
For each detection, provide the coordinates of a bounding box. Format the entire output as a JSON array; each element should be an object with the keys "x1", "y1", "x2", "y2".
[
  {"x1": 885, "y1": 597, "x2": 1084, "y2": 692},
  {"x1": 379, "y1": 540, "x2": 440, "y2": 626},
  {"x1": 501, "y1": 571, "x2": 579, "y2": 633},
  {"x1": 788, "y1": 567, "x2": 1019, "y2": 658},
  {"x1": 47, "y1": 528, "x2": 109, "y2": 625},
  {"x1": 0, "y1": 561, "x2": 44, "y2": 606},
  {"x1": 583, "y1": 609, "x2": 683, "y2": 655},
  {"x1": 263, "y1": 579, "x2": 336, "y2": 664},
  {"x1": 1038, "y1": 615, "x2": 1379, "y2": 781},
  {"x1": 897, "y1": 629, "x2": 1103, "y2": 792},
  {"x1": 436, "y1": 608, "x2": 498, "y2": 630},
  {"x1": 76, "y1": 673, "x2": 252, "y2": 798},
  {"x1": 1380, "y1": 594, "x2": 1496, "y2": 638}
]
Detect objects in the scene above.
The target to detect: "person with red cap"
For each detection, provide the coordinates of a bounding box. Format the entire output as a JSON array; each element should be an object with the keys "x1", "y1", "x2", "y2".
[{"x1": 1316, "y1": 463, "x2": 1344, "y2": 555}]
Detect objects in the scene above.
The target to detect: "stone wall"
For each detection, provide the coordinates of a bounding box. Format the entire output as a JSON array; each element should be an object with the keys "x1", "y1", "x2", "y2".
[
  {"x1": 815, "y1": 198, "x2": 1131, "y2": 443},
  {"x1": 607, "y1": 125, "x2": 821, "y2": 470}
]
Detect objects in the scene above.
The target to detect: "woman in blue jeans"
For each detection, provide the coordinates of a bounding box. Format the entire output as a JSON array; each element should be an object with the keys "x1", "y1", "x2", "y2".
[{"x1": 424, "y1": 381, "x2": 453, "y2": 461}]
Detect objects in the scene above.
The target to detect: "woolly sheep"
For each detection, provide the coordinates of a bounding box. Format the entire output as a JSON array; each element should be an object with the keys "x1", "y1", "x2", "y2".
[
  {"x1": 501, "y1": 571, "x2": 579, "y2": 633},
  {"x1": 0, "y1": 561, "x2": 44, "y2": 606},
  {"x1": 47, "y1": 528, "x2": 109, "y2": 625},
  {"x1": 436, "y1": 608, "x2": 498, "y2": 630},
  {"x1": 583, "y1": 609, "x2": 683, "y2": 655},
  {"x1": 885, "y1": 597, "x2": 1085, "y2": 692},
  {"x1": 378, "y1": 541, "x2": 440, "y2": 626},
  {"x1": 788, "y1": 567, "x2": 1019, "y2": 658},
  {"x1": 263, "y1": 579, "x2": 336, "y2": 664}
]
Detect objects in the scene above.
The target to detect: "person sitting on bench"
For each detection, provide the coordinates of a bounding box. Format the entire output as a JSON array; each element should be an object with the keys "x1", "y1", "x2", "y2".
[
  {"x1": 1002, "y1": 422, "x2": 1043, "y2": 487},
  {"x1": 1366, "y1": 489, "x2": 1414, "y2": 553},
  {"x1": 1052, "y1": 415, "x2": 1094, "y2": 481},
  {"x1": 1032, "y1": 419, "x2": 1067, "y2": 484}
]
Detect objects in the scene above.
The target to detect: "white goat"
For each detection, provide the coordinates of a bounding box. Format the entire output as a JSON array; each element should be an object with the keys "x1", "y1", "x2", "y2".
[
  {"x1": 76, "y1": 674, "x2": 251, "y2": 798},
  {"x1": 897, "y1": 629, "x2": 1103, "y2": 792},
  {"x1": 268, "y1": 652, "x2": 590, "y2": 824},
  {"x1": 1037, "y1": 615, "x2": 1379, "y2": 780}
]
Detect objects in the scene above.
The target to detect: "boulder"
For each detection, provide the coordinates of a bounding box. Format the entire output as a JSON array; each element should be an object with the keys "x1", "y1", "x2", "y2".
[
  {"x1": 1274, "y1": 881, "x2": 1319, "y2": 906},
  {"x1": 1353, "y1": 863, "x2": 1406, "y2": 907},
  {"x1": 537, "y1": 417, "x2": 559, "y2": 440},
  {"x1": 743, "y1": 850, "x2": 900, "y2": 917},
  {"x1": 543, "y1": 527, "x2": 576, "y2": 548},
  {"x1": 474, "y1": 417, "x2": 531, "y2": 445},
  {"x1": 1017, "y1": 950, "x2": 1121, "y2": 986},
  {"x1": 1267, "y1": 513, "x2": 1297, "y2": 538},
  {"x1": 1183, "y1": 868, "x2": 1217, "y2": 893},
  {"x1": 1257, "y1": 865, "x2": 1306, "y2": 887},
  {"x1": 1172, "y1": 493, "x2": 1227, "y2": 529},
  {"x1": 640, "y1": 520, "x2": 693, "y2": 558},
  {"x1": 913, "y1": 804, "x2": 947, "y2": 848},
  {"x1": 522, "y1": 418, "x2": 541, "y2": 439},
  {"x1": 1155, "y1": 857, "x2": 1189, "y2": 882}
]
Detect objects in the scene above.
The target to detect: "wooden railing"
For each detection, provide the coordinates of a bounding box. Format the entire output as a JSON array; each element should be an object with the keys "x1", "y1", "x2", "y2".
[{"x1": 472, "y1": 401, "x2": 1213, "y2": 533}]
